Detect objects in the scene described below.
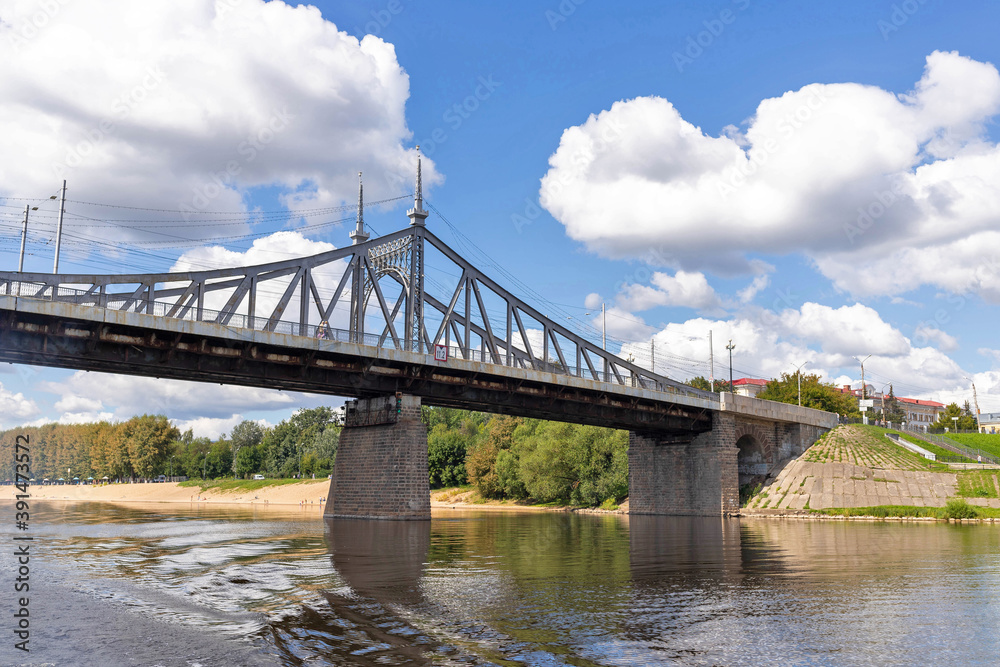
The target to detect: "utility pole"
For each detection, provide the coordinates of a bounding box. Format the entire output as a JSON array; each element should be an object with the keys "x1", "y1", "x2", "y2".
[
  {"x1": 853, "y1": 354, "x2": 871, "y2": 399},
  {"x1": 650, "y1": 338, "x2": 655, "y2": 374},
  {"x1": 53, "y1": 180, "x2": 67, "y2": 274},
  {"x1": 709, "y1": 330, "x2": 715, "y2": 392},
  {"x1": 726, "y1": 339, "x2": 735, "y2": 394}
]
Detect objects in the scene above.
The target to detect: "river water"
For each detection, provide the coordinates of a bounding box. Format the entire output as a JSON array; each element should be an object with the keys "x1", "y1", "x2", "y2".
[{"x1": 3, "y1": 502, "x2": 999, "y2": 666}]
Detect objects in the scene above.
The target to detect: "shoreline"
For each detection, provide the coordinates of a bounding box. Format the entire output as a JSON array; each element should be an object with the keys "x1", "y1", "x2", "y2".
[{"x1": 6, "y1": 481, "x2": 998, "y2": 523}]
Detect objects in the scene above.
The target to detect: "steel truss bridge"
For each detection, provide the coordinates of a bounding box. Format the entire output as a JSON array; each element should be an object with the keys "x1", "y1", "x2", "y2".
[{"x1": 0, "y1": 173, "x2": 721, "y2": 434}]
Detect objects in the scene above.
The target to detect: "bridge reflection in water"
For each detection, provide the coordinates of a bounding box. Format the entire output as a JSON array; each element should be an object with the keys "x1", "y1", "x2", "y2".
[{"x1": 318, "y1": 512, "x2": 1000, "y2": 664}]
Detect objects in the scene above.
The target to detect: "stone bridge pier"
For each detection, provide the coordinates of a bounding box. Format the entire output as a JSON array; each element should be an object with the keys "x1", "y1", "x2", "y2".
[
  {"x1": 325, "y1": 393, "x2": 430, "y2": 520},
  {"x1": 628, "y1": 394, "x2": 835, "y2": 516}
]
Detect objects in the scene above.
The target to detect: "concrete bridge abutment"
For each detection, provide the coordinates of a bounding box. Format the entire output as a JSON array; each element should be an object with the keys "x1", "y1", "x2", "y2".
[
  {"x1": 324, "y1": 394, "x2": 431, "y2": 520},
  {"x1": 629, "y1": 398, "x2": 837, "y2": 516}
]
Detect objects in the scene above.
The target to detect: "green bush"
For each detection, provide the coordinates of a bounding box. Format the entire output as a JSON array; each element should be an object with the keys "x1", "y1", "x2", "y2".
[{"x1": 940, "y1": 499, "x2": 979, "y2": 520}]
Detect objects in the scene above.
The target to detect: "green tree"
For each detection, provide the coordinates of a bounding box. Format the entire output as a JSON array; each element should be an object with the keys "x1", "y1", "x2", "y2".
[
  {"x1": 234, "y1": 444, "x2": 263, "y2": 478},
  {"x1": 932, "y1": 403, "x2": 977, "y2": 431},
  {"x1": 686, "y1": 376, "x2": 731, "y2": 392},
  {"x1": 513, "y1": 421, "x2": 628, "y2": 505},
  {"x1": 260, "y1": 407, "x2": 338, "y2": 477},
  {"x1": 205, "y1": 439, "x2": 233, "y2": 478},
  {"x1": 230, "y1": 420, "x2": 265, "y2": 478},
  {"x1": 757, "y1": 373, "x2": 860, "y2": 418},
  {"x1": 427, "y1": 423, "x2": 470, "y2": 488},
  {"x1": 882, "y1": 385, "x2": 906, "y2": 424},
  {"x1": 120, "y1": 414, "x2": 180, "y2": 479},
  {"x1": 466, "y1": 415, "x2": 521, "y2": 499}
]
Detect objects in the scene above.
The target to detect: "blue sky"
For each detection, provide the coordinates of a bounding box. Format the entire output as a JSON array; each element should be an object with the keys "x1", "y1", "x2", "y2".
[{"x1": 1, "y1": 0, "x2": 999, "y2": 435}]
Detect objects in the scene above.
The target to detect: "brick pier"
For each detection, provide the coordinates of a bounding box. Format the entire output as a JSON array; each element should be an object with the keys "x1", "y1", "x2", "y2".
[
  {"x1": 324, "y1": 393, "x2": 430, "y2": 520},
  {"x1": 628, "y1": 413, "x2": 740, "y2": 516}
]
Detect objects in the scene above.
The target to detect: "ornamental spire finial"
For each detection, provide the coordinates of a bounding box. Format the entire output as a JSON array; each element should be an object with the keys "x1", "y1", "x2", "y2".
[
  {"x1": 407, "y1": 145, "x2": 429, "y2": 226},
  {"x1": 415, "y1": 146, "x2": 423, "y2": 210},
  {"x1": 349, "y1": 171, "x2": 370, "y2": 244}
]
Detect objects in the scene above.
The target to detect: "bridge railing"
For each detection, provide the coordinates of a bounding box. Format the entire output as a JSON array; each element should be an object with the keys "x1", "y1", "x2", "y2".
[{"x1": 1, "y1": 280, "x2": 714, "y2": 397}]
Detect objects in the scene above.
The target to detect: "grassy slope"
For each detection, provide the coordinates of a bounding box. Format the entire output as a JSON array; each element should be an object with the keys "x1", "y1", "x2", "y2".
[
  {"x1": 802, "y1": 424, "x2": 948, "y2": 471},
  {"x1": 760, "y1": 425, "x2": 1000, "y2": 518}
]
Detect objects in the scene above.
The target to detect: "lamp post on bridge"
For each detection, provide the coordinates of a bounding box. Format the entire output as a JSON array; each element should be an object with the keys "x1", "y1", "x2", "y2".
[
  {"x1": 792, "y1": 361, "x2": 809, "y2": 407},
  {"x1": 726, "y1": 339, "x2": 735, "y2": 394}
]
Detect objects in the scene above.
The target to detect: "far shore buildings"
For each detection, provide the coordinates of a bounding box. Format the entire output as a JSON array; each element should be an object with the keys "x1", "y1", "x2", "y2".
[
  {"x1": 836, "y1": 384, "x2": 944, "y2": 430},
  {"x1": 979, "y1": 412, "x2": 1000, "y2": 434},
  {"x1": 731, "y1": 378, "x2": 946, "y2": 431}
]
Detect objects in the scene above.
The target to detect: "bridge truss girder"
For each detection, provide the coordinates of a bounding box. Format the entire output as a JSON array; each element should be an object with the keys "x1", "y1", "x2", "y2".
[{"x1": 0, "y1": 225, "x2": 709, "y2": 399}]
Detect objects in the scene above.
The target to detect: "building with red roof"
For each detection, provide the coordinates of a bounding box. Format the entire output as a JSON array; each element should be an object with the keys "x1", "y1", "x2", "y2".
[{"x1": 732, "y1": 378, "x2": 769, "y2": 398}]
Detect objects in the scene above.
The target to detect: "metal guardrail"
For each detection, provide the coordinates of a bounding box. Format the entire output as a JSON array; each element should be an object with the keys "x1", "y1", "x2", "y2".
[
  {"x1": 1, "y1": 280, "x2": 714, "y2": 399},
  {"x1": 900, "y1": 427, "x2": 1000, "y2": 465}
]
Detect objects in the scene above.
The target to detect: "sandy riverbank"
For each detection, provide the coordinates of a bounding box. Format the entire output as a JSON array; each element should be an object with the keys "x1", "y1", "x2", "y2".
[{"x1": 3, "y1": 479, "x2": 331, "y2": 506}]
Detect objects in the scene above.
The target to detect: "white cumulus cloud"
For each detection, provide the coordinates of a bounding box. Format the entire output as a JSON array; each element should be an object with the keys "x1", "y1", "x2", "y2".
[
  {"x1": 540, "y1": 50, "x2": 1000, "y2": 301},
  {"x1": 39, "y1": 372, "x2": 309, "y2": 423},
  {"x1": 0, "y1": 0, "x2": 438, "y2": 246},
  {"x1": 0, "y1": 380, "x2": 40, "y2": 428},
  {"x1": 616, "y1": 270, "x2": 722, "y2": 314}
]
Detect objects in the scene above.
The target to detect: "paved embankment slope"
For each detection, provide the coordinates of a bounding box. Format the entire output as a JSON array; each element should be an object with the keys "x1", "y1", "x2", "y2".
[{"x1": 744, "y1": 425, "x2": 1000, "y2": 513}]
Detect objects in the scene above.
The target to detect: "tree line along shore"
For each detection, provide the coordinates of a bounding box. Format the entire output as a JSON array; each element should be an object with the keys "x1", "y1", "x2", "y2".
[{"x1": 2, "y1": 374, "x2": 996, "y2": 515}]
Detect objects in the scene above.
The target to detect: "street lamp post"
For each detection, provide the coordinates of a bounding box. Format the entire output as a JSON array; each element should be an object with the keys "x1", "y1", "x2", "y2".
[
  {"x1": 726, "y1": 339, "x2": 735, "y2": 394},
  {"x1": 792, "y1": 361, "x2": 809, "y2": 407}
]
